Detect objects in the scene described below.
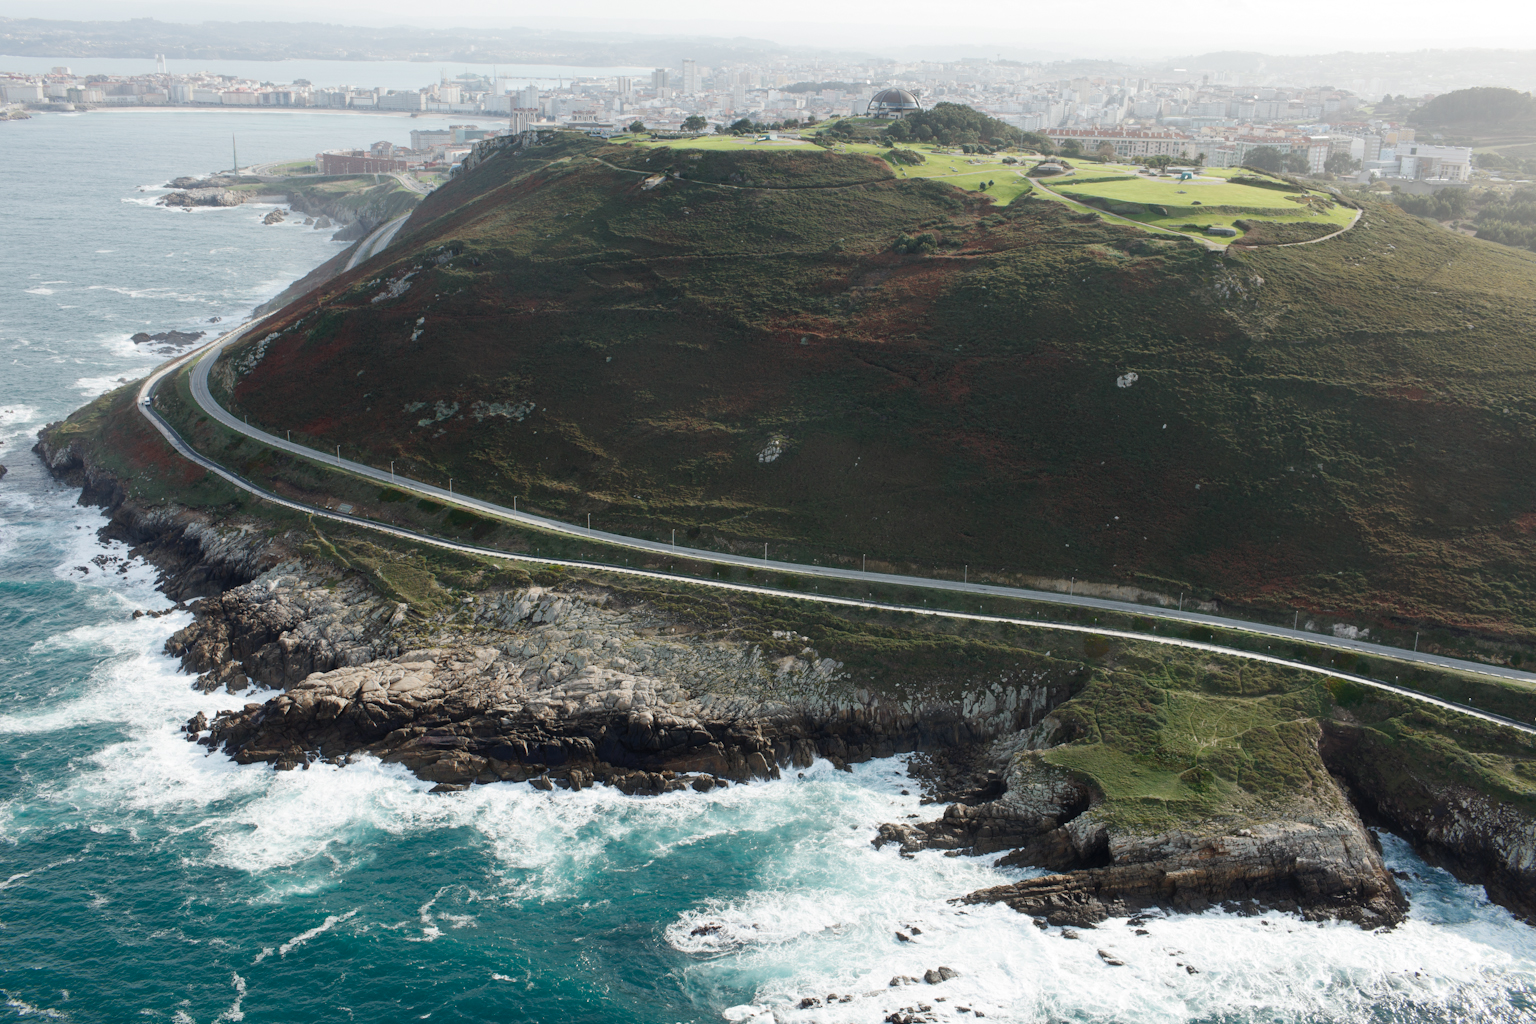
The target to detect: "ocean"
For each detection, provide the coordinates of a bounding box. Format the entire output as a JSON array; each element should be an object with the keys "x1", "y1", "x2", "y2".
[{"x1": 2, "y1": 107, "x2": 1536, "y2": 1024}]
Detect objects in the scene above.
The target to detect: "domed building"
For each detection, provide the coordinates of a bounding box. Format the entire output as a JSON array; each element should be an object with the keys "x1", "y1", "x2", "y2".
[{"x1": 866, "y1": 88, "x2": 922, "y2": 119}]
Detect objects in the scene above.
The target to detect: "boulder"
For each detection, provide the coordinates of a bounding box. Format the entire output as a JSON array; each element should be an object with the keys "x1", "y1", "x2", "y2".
[{"x1": 130, "y1": 330, "x2": 205, "y2": 347}]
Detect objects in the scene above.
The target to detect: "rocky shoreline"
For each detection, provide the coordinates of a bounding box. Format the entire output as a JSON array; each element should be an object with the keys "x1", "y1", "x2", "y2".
[
  {"x1": 168, "y1": 558, "x2": 1076, "y2": 797},
  {"x1": 30, "y1": 427, "x2": 1536, "y2": 931},
  {"x1": 878, "y1": 751, "x2": 1406, "y2": 929}
]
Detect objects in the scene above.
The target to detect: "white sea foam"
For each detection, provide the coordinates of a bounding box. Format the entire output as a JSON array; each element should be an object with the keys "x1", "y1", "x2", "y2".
[
  {"x1": 1, "y1": 993, "x2": 65, "y2": 1019},
  {"x1": 24, "y1": 287, "x2": 54, "y2": 295},
  {"x1": 679, "y1": 827, "x2": 1536, "y2": 1024},
  {"x1": 276, "y1": 910, "x2": 358, "y2": 958},
  {"x1": 214, "y1": 972, "x2": 246, "y2": 1023},
  {"x1": 46, "y1": 512, "x2": 167, "y2": 598},
  {"x1": 1, "y1": 501, "x2": 1531, "y2": 1024},
  {"x1": 87, "y1": 285, "x2": 208, "y2": 303},
  {"x1": 0, "y1": 404, "x2": 41, "y2": 443},
  {"x1": 72, "y1": 373, "x2": 144, "y2": 397}
]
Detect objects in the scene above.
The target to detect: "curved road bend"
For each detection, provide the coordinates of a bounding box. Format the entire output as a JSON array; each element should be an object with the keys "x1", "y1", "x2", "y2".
[
  {"x1": 344, "y1": 215, "x2": 411, "y2": 272},
  {"x1": 130, "y1": 318, "x2": 1536, "y2": 737},
  {"x1": 391, "y1": 172, "x2": 432, "y2": 196}
]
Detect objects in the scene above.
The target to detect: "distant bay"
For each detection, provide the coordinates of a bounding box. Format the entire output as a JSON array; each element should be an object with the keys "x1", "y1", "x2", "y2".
[{"x1": 0, "y1": 54, "x2": 653, "y2": 91}]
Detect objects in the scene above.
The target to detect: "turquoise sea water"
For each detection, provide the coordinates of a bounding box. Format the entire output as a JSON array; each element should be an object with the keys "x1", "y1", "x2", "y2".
[{"x1": 3, "y1": 108, "x2": 1536, "y2": 1024}]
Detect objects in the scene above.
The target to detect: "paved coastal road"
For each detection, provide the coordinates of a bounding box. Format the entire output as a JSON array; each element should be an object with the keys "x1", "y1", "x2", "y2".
[
  {"x1": 128, "y1": 317, "x2": 1536, "y2": 736},
  {"x1": 344, "y1": 215, "x2": 411, "y2": 271},
  {"x1": 391, "y1": 172, "x2": 432, "y2": 196}
]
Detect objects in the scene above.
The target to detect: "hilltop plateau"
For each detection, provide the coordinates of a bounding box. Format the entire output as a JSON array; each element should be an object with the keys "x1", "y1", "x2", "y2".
[{"x1": 210, "y1": 131, "x2": 1536, "y2": 646}]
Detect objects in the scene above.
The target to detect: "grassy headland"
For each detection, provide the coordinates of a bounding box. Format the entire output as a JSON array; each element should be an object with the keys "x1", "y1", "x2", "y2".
[{"x1": 195, "y1": 131, "x2": 1536, "y2": 649}]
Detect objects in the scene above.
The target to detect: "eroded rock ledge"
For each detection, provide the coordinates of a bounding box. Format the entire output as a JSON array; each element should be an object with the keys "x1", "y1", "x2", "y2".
[
  {"x1": 172, "y1": 562, "x2": 1080, "y2": 795},
  {"x1": 876, "y1": 748, "x2": 1407, "y2": 929}
]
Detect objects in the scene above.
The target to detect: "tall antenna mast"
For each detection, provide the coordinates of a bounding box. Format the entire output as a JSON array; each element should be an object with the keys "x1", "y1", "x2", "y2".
[{"x1": 232, "y1": 134, "x2": 238, "y2": 177}]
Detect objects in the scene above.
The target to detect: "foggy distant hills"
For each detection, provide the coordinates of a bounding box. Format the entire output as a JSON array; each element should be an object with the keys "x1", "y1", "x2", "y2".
[
  {"x1": 2, "y1": 16, "x2": 1534, "y2": 94},
  {"x1": 0, "y1": 17, "x2": 859, "y2": 68}
]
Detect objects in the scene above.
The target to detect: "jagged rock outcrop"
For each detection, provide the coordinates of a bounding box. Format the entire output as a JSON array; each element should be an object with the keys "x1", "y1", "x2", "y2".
[
  {"x1": 877, "y1": 751, "x2": 1098, "y2": 868},
  {"x1": 131, "y1": 330, "x2": 205, "y2": 347},
  {"x1": 166, "y1": 565, "x2": 395, "y2": 692},
  {"x1": 160, "y1": 188, "x2": 243, "y2": 208},
  {"x1": 881, "y1": 744, "x2": 1406, "y2": 929},
  {"x1": 961, "y1": 813, "x2": 1406, "y2": 929},
  {"x1": 176, "y1": 564, "x2": 1083, "y2": 792}
]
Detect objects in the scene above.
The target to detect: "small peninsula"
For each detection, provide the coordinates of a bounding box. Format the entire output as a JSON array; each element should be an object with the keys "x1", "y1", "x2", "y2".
[{"x1": 36, "y1": 125, "x2": 1536, "y2": 932}]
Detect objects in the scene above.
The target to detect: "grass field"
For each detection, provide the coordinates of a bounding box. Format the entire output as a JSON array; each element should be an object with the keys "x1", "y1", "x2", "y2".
[
  {"x1": 1047, "y1": 169, "x2": 1357, "y2": 243},
  {"x1": 623, "y1": 135, "x2": 1043, "y2": 205},
  {"x1": 266, "y1": 159, "x2": 318, "y2": 175}
]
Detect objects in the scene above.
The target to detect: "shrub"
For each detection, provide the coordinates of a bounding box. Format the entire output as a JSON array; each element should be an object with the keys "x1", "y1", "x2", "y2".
[
  {"x1": 1324, "y1": 677, "x2": 1369, "y2": 707},
  {"x1": 892, "y1": 231, "x2": 939, "y2": 255},
  {"x1": 882, "y1": 147, "x2": 926, "y2": 166}
]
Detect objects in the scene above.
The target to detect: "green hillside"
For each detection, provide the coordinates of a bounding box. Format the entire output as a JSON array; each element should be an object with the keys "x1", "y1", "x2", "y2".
[{"x1": 216, "y1": 131, "x2": 1536, "y2": 643}]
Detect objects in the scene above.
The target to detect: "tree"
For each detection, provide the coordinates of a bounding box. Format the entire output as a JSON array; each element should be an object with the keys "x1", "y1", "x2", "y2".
[
  {"x1": 1282, "y1": 152, "x2": 1310, "y2": 174},
  {"x1": 1412, "y1": 87, "x2": 1536, "y2": 130},
  {"x1": 1096, "y1": 142, "x2": 1118, "y2": 161},
  {"x1": 1324, "y1": 152, "x2": 1360, "y2": 175},
  {"x1": 1060, "y1": 138, "x2": 1084, "y2": 158},
  {"x1": 729, "y1": 117, "x2": 755, "y2": 135},
  {"x1": 1019, "y1": 131, "x2": 1053, "y2": 155},
  {"x1": 1245, "y1": 146, "x2": 1284, "y2": 172},
  {"x1": 879, "y1": 101, "x2": 1025, "y2": 148},
  {"x1": 628, "y1": 120, "x2": 646, "y2": 134},
  {"x1": 681, "y1": 115, "x2": 708, "y2": 132}
]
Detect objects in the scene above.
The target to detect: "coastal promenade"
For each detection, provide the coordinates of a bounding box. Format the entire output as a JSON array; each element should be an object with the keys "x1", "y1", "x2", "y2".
[{"x1": 133, "y1": 317, "x2": 1536, "y2": 737}]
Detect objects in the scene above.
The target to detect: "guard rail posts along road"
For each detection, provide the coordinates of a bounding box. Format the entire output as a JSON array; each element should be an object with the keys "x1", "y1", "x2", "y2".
[{"x1": 130, "y1": 315, "x2": 1536, "y2": 738}]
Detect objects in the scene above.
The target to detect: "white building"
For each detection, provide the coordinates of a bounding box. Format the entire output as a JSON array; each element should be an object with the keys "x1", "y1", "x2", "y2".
[
  {"x1": 1, "y1": 82, "x2": 43, "y2": 103},
  {"x1": 1398, "y1": 143, "x2": 1473, "y2": 182},
  {"x1": 378, "y1": 90, "x2": 426, "y2": 111}
]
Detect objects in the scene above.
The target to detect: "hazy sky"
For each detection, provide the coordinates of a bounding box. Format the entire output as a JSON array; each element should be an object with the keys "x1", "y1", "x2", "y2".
[{"x1": 9, "y1": 0, "x2": 1536, "y2": 59}]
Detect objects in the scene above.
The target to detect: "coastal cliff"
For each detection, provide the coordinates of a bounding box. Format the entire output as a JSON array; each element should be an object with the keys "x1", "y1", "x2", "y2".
[{"x1": 1324, "y1": 719, "x2": 1536, "y2": 924}]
